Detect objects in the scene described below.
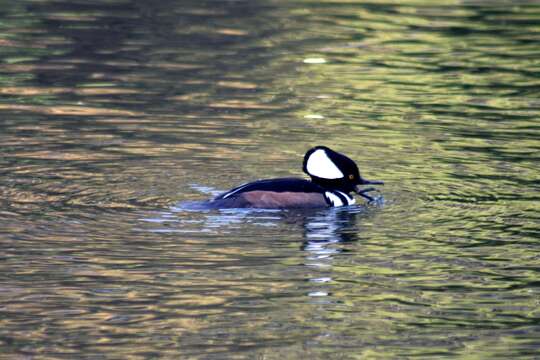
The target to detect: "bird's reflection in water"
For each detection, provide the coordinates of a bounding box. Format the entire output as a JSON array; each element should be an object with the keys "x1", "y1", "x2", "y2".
[
  {"x1": 279, "y1": 206, "x2": 374, "y2": 300},
  {"x1": 144, "y1": 199, "x2": 382, "y2": 299}
]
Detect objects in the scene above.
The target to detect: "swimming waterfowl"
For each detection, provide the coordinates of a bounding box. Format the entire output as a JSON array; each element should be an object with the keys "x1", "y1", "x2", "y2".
[{"x1": 207, "y1": 146, "x2": 383, "y2": 209}]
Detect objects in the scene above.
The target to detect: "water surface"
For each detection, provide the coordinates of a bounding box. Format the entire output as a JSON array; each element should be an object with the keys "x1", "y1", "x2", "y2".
[{"x1": 1, "y1": 0, "x2": 539, "y2": 358}]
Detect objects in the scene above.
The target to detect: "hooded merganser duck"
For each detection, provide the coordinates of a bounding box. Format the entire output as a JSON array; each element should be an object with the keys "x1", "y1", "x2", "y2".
[{"x1": 206, "y1": 146, "x2": 383, "y2": 209}]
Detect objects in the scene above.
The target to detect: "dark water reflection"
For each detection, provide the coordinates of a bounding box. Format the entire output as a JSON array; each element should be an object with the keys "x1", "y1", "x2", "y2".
[{"x1": 1, "y1": 0, "x2": 540, "y2": 358}]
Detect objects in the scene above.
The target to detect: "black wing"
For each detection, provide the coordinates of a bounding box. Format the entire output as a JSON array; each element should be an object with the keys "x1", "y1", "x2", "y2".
[{"x1": 214, "y1": 178, "x2": 324, "y2": 200}]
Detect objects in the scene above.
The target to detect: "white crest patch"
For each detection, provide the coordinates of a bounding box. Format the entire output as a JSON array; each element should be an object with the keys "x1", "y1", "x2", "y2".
[{"x1": 306, "y1": 149, "x2": 344, "y2": 179}]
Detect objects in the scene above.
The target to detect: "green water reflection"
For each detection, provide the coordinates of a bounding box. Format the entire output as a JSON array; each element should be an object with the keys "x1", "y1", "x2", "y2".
[{"x1": 1, "y1": 0, "x2": 539, "y2": 358}]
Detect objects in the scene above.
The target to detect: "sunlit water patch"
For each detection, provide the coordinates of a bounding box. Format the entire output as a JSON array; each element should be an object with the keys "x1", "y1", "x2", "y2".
[{"x1": 1, "y1": 0, "x2": 539, "y2": 358}]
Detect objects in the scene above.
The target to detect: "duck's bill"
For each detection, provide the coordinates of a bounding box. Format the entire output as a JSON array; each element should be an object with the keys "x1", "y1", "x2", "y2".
[
  {"x1": 355, "y1": 179, "x2": 383, "y2": 202},
  {"x1": 359, "y1": 179, "x2": 384, "y2": 186}
]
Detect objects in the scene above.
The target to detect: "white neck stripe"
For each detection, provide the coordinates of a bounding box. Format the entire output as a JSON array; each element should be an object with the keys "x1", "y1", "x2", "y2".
[{"x1": 325, "y1": 191, "x2": 355, "y2": 207}]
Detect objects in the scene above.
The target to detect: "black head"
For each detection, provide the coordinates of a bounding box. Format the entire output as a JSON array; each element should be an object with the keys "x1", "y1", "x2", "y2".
[{"x1": 302, "y1": 146, "x2": 383, "y2": 194}]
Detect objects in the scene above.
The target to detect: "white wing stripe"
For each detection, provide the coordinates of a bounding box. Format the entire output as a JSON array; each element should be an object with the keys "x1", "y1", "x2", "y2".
[{"x1": 222, "y1": 183, "x2": 251, "y2": 199}]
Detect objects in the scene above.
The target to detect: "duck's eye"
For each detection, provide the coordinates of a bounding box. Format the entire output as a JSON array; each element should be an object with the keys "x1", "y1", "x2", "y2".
[{"x1": 349, "y1": 174, "x2": 354, "y2": 180}]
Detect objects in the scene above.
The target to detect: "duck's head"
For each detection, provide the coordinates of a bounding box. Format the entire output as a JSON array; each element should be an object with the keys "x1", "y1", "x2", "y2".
[{"x1": 302, "y1": 146, "x2": 383, "y2": 197}]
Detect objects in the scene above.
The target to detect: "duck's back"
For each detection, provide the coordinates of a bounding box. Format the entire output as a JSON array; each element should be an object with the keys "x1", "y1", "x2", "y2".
[{"x1": 210, "y1": 178, "x2": 329, "y2": 209}]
